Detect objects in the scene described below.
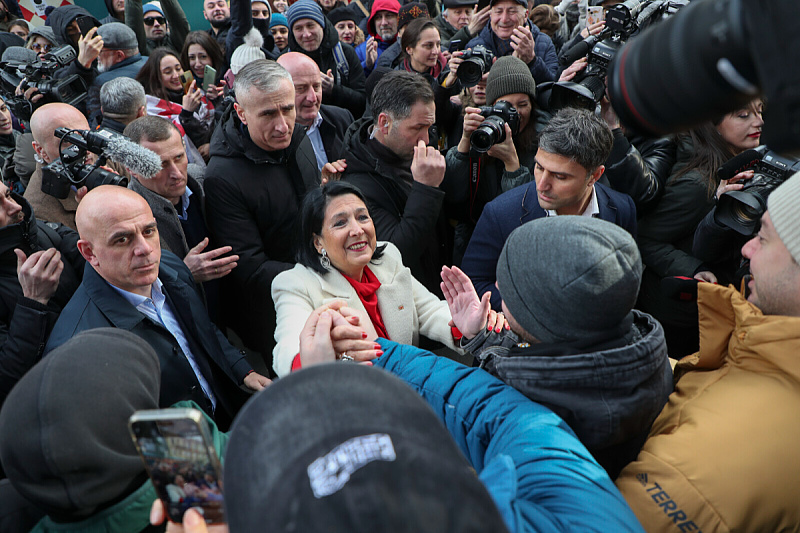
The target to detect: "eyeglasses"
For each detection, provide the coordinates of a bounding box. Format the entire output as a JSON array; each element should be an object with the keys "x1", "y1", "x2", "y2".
[
  {"x1": 29, "y1": 43, "x2": 53, "y2": 52},
  {"x1": 143, "y1": 16, "x2": 166, "y2": 26}
]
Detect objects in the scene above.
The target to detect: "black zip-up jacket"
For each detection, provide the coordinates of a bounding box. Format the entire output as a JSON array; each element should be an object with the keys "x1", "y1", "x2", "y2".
[
  {"x1": 203, "y1": 101, "x2": 319, "y2": 361},
  {"x1": 0, "y1": 197, "x2": 83, "y2": 408}
]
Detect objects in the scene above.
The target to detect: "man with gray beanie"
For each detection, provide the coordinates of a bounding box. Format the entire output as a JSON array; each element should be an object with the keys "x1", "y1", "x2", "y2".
[
  {"x1": 615, "y1": 172, "x2": 800, "y2": 533},
  {"x1": 442, "y1": 215, "x2": 672, "y2": 479},
  {"x1": 86, "y1": 22, "x2": 147, "y2": 125},
  {"x1": 460, "y1": 106, "x2": 636, "y2": 308}
]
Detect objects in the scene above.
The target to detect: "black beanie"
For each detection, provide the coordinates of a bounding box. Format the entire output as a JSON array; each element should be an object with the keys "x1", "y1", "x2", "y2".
[
  {"x1": 328, "y1": 5, "x2": 356, "y2": 25},
  {"x1": 0, "y1": 329, "x2": 161, "y2": 520}
]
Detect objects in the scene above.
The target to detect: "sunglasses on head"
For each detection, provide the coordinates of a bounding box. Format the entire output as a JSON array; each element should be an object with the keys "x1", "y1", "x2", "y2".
[{"x1": 143, "y1": 16, "x2": 166, "y2": 26}]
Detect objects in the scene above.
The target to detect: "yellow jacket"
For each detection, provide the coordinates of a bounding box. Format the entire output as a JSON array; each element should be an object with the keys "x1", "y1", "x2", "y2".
[{"x1": 616, "y1": 283, "x2": 800, "y2": 533}]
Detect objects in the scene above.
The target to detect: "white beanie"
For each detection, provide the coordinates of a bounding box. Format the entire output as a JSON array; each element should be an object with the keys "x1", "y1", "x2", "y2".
[
  {"x1": 767, "y1": 170, "x2": 800, "y2": 264},
  {"x1": 230, "y1": 28, "x2": 265, "y2": 75}
]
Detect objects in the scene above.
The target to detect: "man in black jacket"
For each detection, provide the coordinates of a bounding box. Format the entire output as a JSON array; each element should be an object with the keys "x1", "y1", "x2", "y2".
[
  {"x1": 278, "y1": 52, "x2": 354, "y2": 169},
  {"x1": 204, "y1": 59, "x2": 319, "y2": 371},
  {"x1": 45, "y1": 186, "x2": 270, "y2": 429},
  {"x1": 340, "y1": 70, "x2": 450, "y2": 295},
  {"x1": 0, "y1": 182, "x2": 84, "y2": 409},
  {"x1": 285, "y1": 0, "x2": 366, "y2": 117}
]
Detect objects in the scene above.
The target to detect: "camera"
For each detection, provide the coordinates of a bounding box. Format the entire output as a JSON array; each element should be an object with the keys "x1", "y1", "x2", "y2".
[
  {"x1": 715, "y1": 148, "x2": 800, "y2": 236},
  {"x1": 457, "y1": 45, "x2": 494, "y2": 88},
  {"x1": 0, "y1": 45, "x2": 87, "y2": 121},
  {"x1": 470, "y1": 101, "x2": 520, "y2": 153},
  {"x1": 547, "y1": 0, "x2": 687, "y2": 112},
  {"x1": 41, "y1": 128, "x2": 128, "y2": 200}
]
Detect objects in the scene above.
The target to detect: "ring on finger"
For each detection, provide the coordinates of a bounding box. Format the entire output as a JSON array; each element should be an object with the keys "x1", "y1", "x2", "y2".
[{"x1": 339, "y1": 352, "x2": 354, "y2": 362}]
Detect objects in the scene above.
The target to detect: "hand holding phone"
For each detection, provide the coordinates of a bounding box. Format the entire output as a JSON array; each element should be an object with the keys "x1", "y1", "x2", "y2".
[
  {"x1": 180, "y1": 71, "x2": 195, "y2": 94},
  {"x1": 202, "y1": 65, "x2": 217, "y2": 92},
  {"x1": 130, "y1": 408, "x2": 225, "y2": 525},
  {"x1": 76, "y1": 15, "x2": 96, "y2": 37}
]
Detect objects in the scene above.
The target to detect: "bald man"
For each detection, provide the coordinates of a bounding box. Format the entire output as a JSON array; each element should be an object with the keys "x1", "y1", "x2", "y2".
[
  {"x1": 277, "y1": 52, "x2": 353, "y2": 170},
  {"x1": 45, "y1": 186, "x2": 270, "y2": 429},
  {"x1": 24, "y1": 103, "x2": 92, "y2": 230}
]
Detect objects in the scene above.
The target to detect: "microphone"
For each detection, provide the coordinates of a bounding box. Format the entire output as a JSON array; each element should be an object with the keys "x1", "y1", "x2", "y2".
[
  {"x1": 103, "y1": 137, "x2": 163, "y2": 179},
  {"x1": 560, "y1": 35, "x2": 600, "y2": 66},
  {"x1": 53, "y1": 128, "x2": 163, "y2": 180},
  {"x1": 716, "y1": 147, "x2": 763, "y2": 182}
]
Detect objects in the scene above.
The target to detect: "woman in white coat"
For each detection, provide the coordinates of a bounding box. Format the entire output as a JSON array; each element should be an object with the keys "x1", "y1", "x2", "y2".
[{"x1": 271, "y1": 181, "x2": 503, "y2": 377}]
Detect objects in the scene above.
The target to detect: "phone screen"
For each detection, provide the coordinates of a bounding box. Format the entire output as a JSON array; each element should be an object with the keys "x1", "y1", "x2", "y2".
[{"x1": 130, "y1": 411, "x2": 224, "y2": 524}]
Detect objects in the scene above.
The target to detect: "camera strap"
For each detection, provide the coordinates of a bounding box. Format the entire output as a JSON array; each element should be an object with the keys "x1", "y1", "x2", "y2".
[{"x1": 468, "y1": 152, "x2": 482, "y2": 222}]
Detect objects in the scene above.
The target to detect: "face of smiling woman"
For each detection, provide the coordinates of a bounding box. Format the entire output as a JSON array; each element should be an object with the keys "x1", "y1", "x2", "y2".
[{"x1": 313, "y1": 194, "x2": 377, "y2": 280}]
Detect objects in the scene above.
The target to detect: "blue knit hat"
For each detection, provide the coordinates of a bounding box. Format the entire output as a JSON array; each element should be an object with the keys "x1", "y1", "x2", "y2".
[
  {"x1": 142, "y1": 2, "x2": 164, "y2": 16},
  {"x1": 286, "y1": 0, "x2": 325, "y2": 30},
  {"x1": 270, "y1": 12, "x2": 288, "y2": 29}
]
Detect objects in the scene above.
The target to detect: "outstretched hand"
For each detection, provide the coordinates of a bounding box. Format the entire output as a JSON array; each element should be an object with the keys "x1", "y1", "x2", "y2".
[{"x1": 441, "y1": 265, "x2": 492, "y2": 339}]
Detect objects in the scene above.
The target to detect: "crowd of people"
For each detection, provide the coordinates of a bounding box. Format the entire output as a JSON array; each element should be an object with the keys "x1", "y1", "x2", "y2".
[{"x1": 0, "y1": 0, "x2": 797, "y2": 531}]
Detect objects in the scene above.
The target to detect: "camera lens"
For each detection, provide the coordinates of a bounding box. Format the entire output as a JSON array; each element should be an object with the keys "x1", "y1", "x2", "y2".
[
  {"x1": 458, "y1": 59, "x2": 484, "y2": 86},
  {"x1": 470, "y1": 117, "x2": 505, "y2": 153}
]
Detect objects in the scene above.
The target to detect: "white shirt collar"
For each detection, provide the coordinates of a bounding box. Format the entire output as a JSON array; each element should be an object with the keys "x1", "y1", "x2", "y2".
[{"x1": 545, "y1": 185, "x2": 600, "y2": 218}]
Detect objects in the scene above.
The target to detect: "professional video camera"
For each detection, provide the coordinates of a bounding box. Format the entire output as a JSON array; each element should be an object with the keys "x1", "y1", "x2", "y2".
[
  {"x1": 470, "y1": 101, "x2": 520, "y2": 153},
  {"x1": 40, "y1": 128, "x2": 163, "y2": 200},
  {"x1": 545, "y1": 0, "x2": 687, "y2": 112},
  {"x1": 715, "y1": 147, "x2": 800, "y2": 236},
  {"x1": 607, "y1": 0, "x2": 799, "y2": 155},
  {"x1": 457, "y1": 45, "x2": 494, "y2": 87},
  {"x1": 0, "y1": 45, "x2": 87, "y2": 121}
]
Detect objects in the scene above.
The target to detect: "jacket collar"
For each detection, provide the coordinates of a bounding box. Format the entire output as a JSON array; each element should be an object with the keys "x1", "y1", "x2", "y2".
[{"x1": 520, "y1": 181, "x2": 618, "y2": 224}]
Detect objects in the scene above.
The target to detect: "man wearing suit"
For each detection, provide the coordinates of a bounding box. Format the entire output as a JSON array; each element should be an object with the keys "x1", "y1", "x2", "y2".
[
  {"x1": 45, "y1": 186, "x2": 269, "y2": 429},
  {"x1": 461, "y1": 108, "x2": 637, "y2": 309},
  {"x1": 277, "y1": 52, "x2": 354, "y2": 170}
]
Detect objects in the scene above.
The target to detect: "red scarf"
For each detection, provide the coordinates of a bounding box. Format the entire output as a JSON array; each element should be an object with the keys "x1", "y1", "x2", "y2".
[{"x1": 342, "y1": 266, "x2": 389, "y2": 340}]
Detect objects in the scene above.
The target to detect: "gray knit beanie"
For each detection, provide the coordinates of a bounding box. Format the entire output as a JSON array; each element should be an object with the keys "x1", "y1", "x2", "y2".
[
  {"x1": 496, "y1": 216, "x2": 642, "y2": 344},
  {"x1": 767, "y1": 170, "x2": 800, "y2": 264},
  {"x1": 286, "y1": 0, "x2": 325, "y2": 30},
  {"x1": 485, "y1": 55, "x2": 536, "y2": 106}
]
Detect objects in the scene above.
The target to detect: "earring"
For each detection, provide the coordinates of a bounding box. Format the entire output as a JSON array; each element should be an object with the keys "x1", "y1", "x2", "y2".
[{"x1": 320, "y1": 249, "x2": 331, "y2": 269}]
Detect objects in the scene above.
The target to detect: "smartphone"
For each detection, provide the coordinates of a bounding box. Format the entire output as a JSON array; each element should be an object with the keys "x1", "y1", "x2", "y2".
[
  {"x1": 587, "y1": 6, "x2": 604, "y2": 27},
  {"x1": 224, "y1": 69, "x2": 235, "y2": 89},
  {"x1": 448, "y1": 39, "x2": 462, "y2": 53},
  {"x1": 179, "y1": 70, "x2": 194, "y2": 94},
  {"x1": 202, "y1": 65, "x2": 217, "y2": 92},
  {"x1": 476, "y1": 0, "x2": 490, "y2": 11},
  {"x1": 76, "y1": 15, "x2": 96, "y2": 37},
  {"x1": 129, "y1": 408, "x2": 225, "y2": 524}
]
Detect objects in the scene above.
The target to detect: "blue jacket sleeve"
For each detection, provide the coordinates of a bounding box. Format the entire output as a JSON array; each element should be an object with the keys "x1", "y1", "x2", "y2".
[
  {"x1": 374, "y1": 339, "x2": 645, "y2": 533},
  {"x1": 530, "y1": 32, "x2": 558, "y2": 83}
]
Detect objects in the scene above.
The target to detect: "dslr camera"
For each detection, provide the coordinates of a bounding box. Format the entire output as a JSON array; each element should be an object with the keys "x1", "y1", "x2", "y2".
[
  {"x1": 41, "y1": 128, "x2": 128, "y2": 200},
  {"x1": 457, "y1": 45, "x2": 494, "y2": 87},
  {"x1": 470, "y1": 101, "x2": 520, "y2": 153},
  {"x1": 715, "y1": 148, "x2": 800, "y2": 236}
]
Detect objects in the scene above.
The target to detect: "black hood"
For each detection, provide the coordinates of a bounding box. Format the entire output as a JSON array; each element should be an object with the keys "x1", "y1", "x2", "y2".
[
  {"x1": 341, "y1": 117, "x2": 379, "y2": 175},
  {"x1": 48, "y1": 5, "x2": 99, "y2": 51},
  {"x1": 103, "y1": 0, "x2": 118, "y2": 17},
  {"x1": 210, "y1": 98, "x2": 309, "y2": 165},
  {"x1": 0, "y1": 328, "x2": 161, "y2": 520},
  {"x1": 287, "y1": 15, "x2": 340, "y2": 58}
]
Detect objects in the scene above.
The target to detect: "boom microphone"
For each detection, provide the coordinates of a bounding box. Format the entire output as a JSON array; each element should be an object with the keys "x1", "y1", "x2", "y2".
[
  {"x1": 53, "y1": 128, "x2": 163, "y2": 179},
  {"x1": 716, "y1": 147, "x2": 763, "y2": 182}
]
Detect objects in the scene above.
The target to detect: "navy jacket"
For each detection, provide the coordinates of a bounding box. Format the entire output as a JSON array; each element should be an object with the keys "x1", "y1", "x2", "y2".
[
  {"x1": 318, "y1": 104, "x2": 354, "y2": 163},
  {"x1": 462, "y1": 181, "x2": 637, "y2": 310},
  {"x1": 45, "y1": 252, "x2": 252, "y2": 428},
  {"x1": 466, "y1": 21, "x2": 558, "y2": 84}
]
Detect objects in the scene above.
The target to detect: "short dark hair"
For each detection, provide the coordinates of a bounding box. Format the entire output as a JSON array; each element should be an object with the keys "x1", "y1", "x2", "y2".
[
  {"x1": 537, "y1": 108, "x2": 613, "y2": 173},
  {"x1": 370, "y1": 70, "x2": 434, "y2": 121},
  {"x1": 295, "y1": 181, "x2": 386, "y2": 275},
  {"x1": 180, "y1": 31, "x2": 225, "y2": 76},
  {"x1": 124, "y1": 115, "x2": 181, "y2": 144}
]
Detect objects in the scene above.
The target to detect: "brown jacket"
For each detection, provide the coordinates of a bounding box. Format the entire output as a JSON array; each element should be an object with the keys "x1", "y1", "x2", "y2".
[
  {"x1": 23, "y1": 166, "x2": 79, "y2": 231},
  {"x1": 616, "y1": 283, "x2": 800, "y2": 533}
]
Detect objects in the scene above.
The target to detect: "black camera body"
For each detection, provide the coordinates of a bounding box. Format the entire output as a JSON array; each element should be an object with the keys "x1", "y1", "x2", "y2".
[
  {"x1": 41, "y1": 129, "x2": 128, "y2": 200},
  {"x1": 457, "y1": 45, "x2": 494, "y2": 87},
  {"x1": 470, "y1": 101, "x2": 520, "y2": 153},
  {"x1": 0, "y1": 45, "x2": 87, "y2": 121},
  {"x1": 716, "y1": 149, "x2": 800, "y2": 235}
]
